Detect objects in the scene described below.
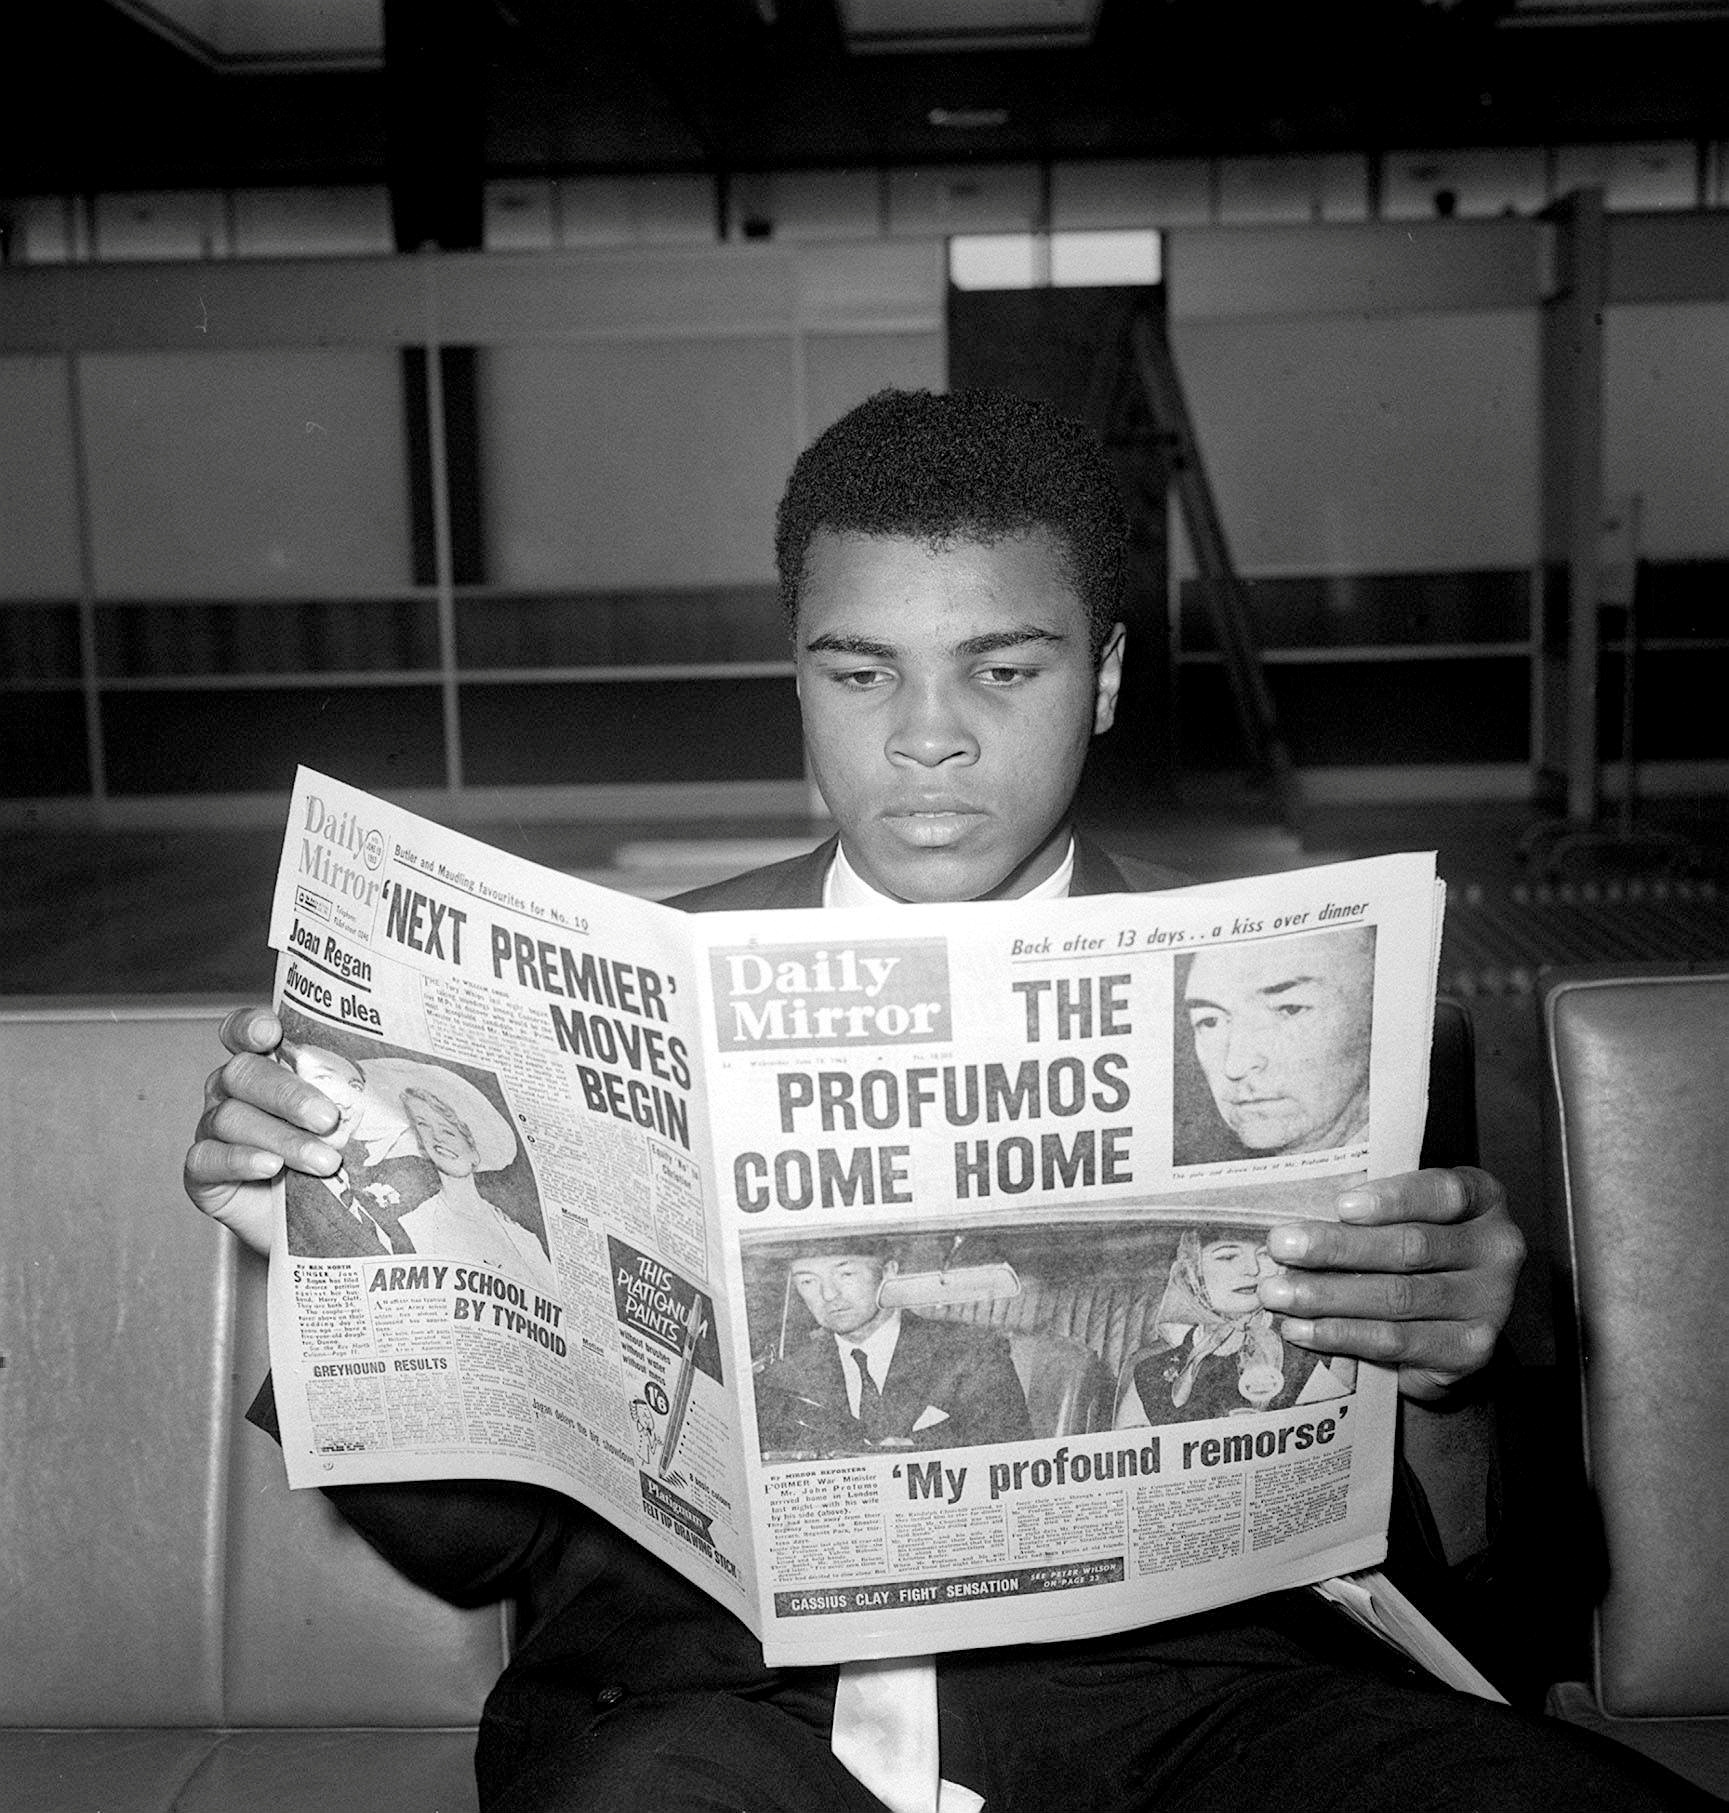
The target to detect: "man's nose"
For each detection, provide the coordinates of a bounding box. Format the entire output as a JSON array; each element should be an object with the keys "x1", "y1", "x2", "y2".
[
  {"x1": 1221, "y1": 1022, "x2": 1267, "y2": 1078},
  {"x1": 887, "y1": 680, "x2": 979, "y2": 767}
]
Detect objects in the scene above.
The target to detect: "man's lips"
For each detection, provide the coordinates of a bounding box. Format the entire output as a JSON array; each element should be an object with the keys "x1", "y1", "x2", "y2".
[{"x1": 879, "y1": 802, "x2": 986, "y2": 847}]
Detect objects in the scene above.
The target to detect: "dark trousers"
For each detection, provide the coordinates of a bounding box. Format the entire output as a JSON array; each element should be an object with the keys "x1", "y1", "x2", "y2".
[{"x1": 488, "y1": 1603, "x2": 1719, "y2": 1813}]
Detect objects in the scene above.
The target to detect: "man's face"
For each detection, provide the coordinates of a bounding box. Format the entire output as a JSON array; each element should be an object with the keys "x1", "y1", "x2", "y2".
[
  {"x1": 1183, "y1": 929, "x2": 1375, "y2": 1153},
  {"x1": 790, "y1": 1253, "x2": 896, "y2": 1340},
  {"x1": 292, "y1": 1047, "x2": 363, "y2": 1151},
  {"x1": 794, "y1": 529, "x2": 1124, "y2": 903},
  {"x1": 350, "y1": 1088, "x2": 410, "y2": 1147}
]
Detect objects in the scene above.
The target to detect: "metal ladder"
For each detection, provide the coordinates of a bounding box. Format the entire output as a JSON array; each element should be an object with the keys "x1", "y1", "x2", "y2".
[{"x1": 1103, "y1": 305, "x2": 1297, "y2": 821}]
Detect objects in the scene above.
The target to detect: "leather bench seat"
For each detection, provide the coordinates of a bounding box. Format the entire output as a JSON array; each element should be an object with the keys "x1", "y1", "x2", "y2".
[
  {"x1": 0, "y1": 1000, "x2": 508, "y2": 1813},
  {"x1": 0, "y1": 1728, "x2": 485, "y2": 1813},
  {"x1": 1538, "y1": 966, "x2": 1729, "y2": 1800},
  {"x1": 0, "y1": 994, "x2": 1502, "y2": 1811}
]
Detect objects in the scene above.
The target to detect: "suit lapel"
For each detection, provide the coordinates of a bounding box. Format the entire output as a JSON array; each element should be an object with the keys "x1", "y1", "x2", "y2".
[
  {"x1": 1071, "y1": 834, "x2": 1130, "y2": 897},
  {"x1": 761, "y1": 837, "x2": 836, "y2": 909},
  {"x1": 879, "y1": 1313, "x2": 942, "y2": 1423}
]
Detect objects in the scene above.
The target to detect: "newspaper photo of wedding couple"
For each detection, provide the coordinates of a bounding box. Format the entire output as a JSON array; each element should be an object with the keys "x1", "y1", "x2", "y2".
[{"x1": 276, "y1": 1005, "x2": 556, "y2": 1299}]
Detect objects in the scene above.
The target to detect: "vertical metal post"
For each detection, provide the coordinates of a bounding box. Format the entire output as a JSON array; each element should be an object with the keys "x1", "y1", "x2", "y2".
[
  {"x1": 1537, "y1": 188, "x2": 1607, "y2": 825},
  {"x1": 63, "y1": 356, "x2": 108, "y2": 818},
  {"x1": 422, "y1": 261, "x2": 464, "y2": 794}
]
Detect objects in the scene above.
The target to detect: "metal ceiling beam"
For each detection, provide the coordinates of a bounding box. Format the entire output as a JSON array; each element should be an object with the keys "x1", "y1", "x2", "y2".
[{"x1": 108, "y1": 0, "x2": 384, "y2": 72}]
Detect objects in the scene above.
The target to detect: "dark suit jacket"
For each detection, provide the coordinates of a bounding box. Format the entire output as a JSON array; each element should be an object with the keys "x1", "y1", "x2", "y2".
[
  {"x1": 756, "y1": 1311, "x2": 1034, "y2": 1455},
  {"x1": 284, "y1": 1166, "x2": 416, "y2": 1259}
]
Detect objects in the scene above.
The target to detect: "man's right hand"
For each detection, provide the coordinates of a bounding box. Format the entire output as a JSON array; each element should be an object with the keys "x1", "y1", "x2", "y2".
[{"x1": 183, "y1": 1006, "x2": 343, "y2": 1256}]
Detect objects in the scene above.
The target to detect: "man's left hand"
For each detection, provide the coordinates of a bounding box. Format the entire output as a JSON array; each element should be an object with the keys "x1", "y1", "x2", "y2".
[{"x1": 1261, "y1": 1167, "x2": 1524, "y2": 1401}]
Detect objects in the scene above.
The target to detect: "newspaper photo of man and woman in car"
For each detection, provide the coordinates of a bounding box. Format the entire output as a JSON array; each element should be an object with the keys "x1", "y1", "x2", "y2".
[
  {"x1": 262, "y1": 770, "x2": 1443, "y2": 1667},
  {"x1": 747, "y1": 1213, "x2": 1359, "y2": 1464}
]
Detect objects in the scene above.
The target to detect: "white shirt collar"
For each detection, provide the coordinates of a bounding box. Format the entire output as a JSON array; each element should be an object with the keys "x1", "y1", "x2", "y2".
[
  {"x1": 823, "y1": 836, "x2": 1075, "y2": 908},
  {"x1": 835, "y1": 1310, "x2": 904, "y2": 1416}
]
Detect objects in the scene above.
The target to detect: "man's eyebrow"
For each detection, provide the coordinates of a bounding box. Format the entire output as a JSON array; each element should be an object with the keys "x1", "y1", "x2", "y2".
[
  {"x1": 804, "y1": 633, "x2": 898, "y2": 657},
  {"x1": 802, "y1": 627, "x2": 1069, "y2": 658},
  {"x1": 1184, "y1": 974, "x2": 1319, "y2": 1009},
  {"x1": 954, "y1": 627, "x2": 1067, "y2": 657},
  {"x1": 1258, "y1": 975, "x2": 1319, "y2": 997}
]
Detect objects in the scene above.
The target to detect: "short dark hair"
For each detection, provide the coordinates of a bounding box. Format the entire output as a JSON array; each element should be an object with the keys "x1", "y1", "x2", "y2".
[{"x1": 774, "y1": 387, "x2": 1128, "y2": 658}]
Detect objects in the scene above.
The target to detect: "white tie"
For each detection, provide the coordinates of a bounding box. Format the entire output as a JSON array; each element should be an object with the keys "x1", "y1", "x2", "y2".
[
  {"x1": 830, "y1": 1658, "x2": 984, "y2": 1813},
  {"x1": 832, "y1": 1657, "x2": 939, "y2": 1813}
]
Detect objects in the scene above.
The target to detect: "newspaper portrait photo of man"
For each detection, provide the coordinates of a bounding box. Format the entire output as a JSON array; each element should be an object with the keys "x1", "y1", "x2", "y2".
[
  {"x1": 749, "y1": 1234, "x2": 1032, "y2": 1461},
  {"x1": 1172, "y1": 925, "x2": 1377, "y2": 1168}
]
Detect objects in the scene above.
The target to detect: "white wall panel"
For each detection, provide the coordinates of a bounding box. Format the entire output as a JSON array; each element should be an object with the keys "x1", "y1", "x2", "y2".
[
  {"x1": 484, "y1": 182, "x2": 558, "y2": 252},
  {"x1": 478, "y1": 337, "x2": 796, "y2": 588},
  {"x1": 1217, "y1": 157, "x2": 1318, "y2": 226},
  {"x1": 78, "y1": 349, "x2": 411, "y2": 598},
  {"x1": 1382, "y1": 147, "x2": 1547, "y2": 222},
  {"x1": 1052, "y1": 159, "x2": 1211, "y2": 229},
  {"x1": 1169, "y1": 219, "x2": 1539, "y2": 321},
  {"x1": 1168, "y1": 309, "x2": 1539, "y2": 576},
  {"x1": 1553, "y1": 144, "x2": 1697, "y2": 213},
  {"x1": 7, "y1": 196, "x2": 86, "y2": 265},
  {"x1": 886, "y1": 164, "x2": 1041, "y2": 236},
  {"x1": 554, "y1": 176, "x2": 716, "y2": 248},
  {"x1": 759, "y1": 170, "x2": 883, "y2": 242},
  {"x1": 0, "y1": 358, "x2": 80, "y2": 598},
  {"x1": 803, "y1": 332, "x2": 945, "y2": 441},
  {"x1": 1317, "y1": 155, "x2": 1371, "y2": 224},
  {"x1": 232, "y1": 187, "x2": 393, "y2": 259},
  {"x1": 93, "y1": 191, "x2": 228, "y2": 261},
  {"x1": 796, "y1": 241, "x2": 945, "y2": 329},
  {"x1": 1606, "y1": 303, "x2": 1729, "y2": 559}
]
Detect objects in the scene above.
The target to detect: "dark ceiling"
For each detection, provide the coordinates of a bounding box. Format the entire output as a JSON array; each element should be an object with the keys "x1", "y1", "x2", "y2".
[{"x1": 7, "y1": 0, "x2": 1729, "y2": 207}]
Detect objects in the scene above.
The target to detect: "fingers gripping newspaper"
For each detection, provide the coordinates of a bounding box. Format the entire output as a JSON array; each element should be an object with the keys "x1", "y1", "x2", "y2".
[{"x1": 266, "y1": 769, "x2": 1444, "y2": 1669}]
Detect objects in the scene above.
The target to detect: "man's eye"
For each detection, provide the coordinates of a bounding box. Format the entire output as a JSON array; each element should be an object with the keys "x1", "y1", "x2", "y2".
[
  {"x1": 830, "y1": 668, "x2": 890, "y2": 690},
  {"x1": 977, "y1": 665, "x2": 1033, "y2": 686},
  {"x1": 1187, "y1": 1009, "x2": 1221, "y2": 1033},
  {"x1": 1273, "y1": 1002, "x2": 1310, "y2": 1018}
]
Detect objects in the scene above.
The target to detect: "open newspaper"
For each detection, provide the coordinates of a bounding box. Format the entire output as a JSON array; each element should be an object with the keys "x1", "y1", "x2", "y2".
[{"x1": 266, "y1": 768, "x2": 1445, "y2": 1668}]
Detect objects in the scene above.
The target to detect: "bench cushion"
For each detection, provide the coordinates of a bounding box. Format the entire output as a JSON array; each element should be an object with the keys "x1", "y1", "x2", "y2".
[{"x1": 0, "y1": 999, "x2": 508, "y2": 1812}]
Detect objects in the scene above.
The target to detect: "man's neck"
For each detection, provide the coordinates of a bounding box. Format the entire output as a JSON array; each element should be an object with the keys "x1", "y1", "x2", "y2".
[
  {"x1": 824, "y1": 836, "x2": 1076, "y2": 908},
  {"x1": 834, "y1": 1308, "x2": 902, "y2": 1366}
]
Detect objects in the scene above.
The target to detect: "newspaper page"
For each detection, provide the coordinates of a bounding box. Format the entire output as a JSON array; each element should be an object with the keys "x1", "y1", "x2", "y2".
[
  {"x1": 265, "y1": 770, "x2": 756, "y2": 1623},
  {"x1": 263, "y1": 768, "x2": 1442, "y2": 1667}
]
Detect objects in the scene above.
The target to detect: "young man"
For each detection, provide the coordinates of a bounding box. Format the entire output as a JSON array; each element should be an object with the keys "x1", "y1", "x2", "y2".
[
  {"x1": 754, "y1": 1242, "x2": 1032, "y2": 1458},
  {"x1": 185, "y1": 389, "x2": 1706, "y2": 1811}
]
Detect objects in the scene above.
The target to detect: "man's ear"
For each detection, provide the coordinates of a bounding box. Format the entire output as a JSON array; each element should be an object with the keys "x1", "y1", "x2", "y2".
[{"x1": 1093, "y1": 623, "x2": 1127, "y2": 735}]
